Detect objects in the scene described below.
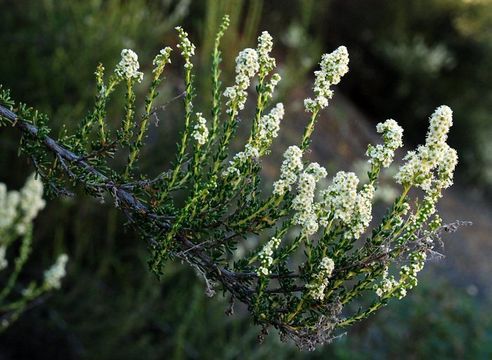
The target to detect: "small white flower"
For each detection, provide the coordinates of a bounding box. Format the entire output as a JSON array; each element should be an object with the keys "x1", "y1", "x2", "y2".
[
  {"x1": 435, "y1": 144, "x2": 458, "y2": 189},
  {"x1": 257, "y1": 31, "x2": 276, "y2": 77},
  {"x1": 304, "y1": 162, "x2": 328, "y2": 182},
  {"x1": 192, "y1": 112, "x2": 209, "y2": 146},
  {"x1": 426, "y1": 105, "x2": 453, "y2": 146},
  {"x1": 264, "y1": 73, "x2": 281, "y2": 101},
  {"x1": 115, "y1": 49, "x2": 144, "y2": 82},
  {"x1": 292, "y1": 172, "x2": 318, "y2": 234},
  {"x1": 375, "y1": 251, "x2": 427, "y2": 300},
  {"x1": 152, "y1": 47, "x2": 172, "y2": 71},
  {"x1": 318, "y1": 171, "x2": 374, "y2": 238},
  {"x1": 367, "y1": 119, "x2": 404, "y2": 168},
  {"x1": 255, "y1": 103, "x2": 284, "y2": 151},
  {"x1": 257, "y1": 236, "x2": 282, "y2": 276},
  {"x1": 175, "y1": 26, "x2": 196, "y2": 70},
  {"x1": 306, "y1": 256, "x2": 335, "y2": 300},
  {"x1": 0, "y1": 174, "x2": 45, "y2": 238},
  {"x1": 223, "y1": 144, "x2": 260, "y2": 177},
  {"x1": 320, "y1": 171, "x2": 359, "y2": 224},
  {"x1": 15, "y1": 174, "x2": 46, "y2": 236},
  {"x1": 395, "y1": 106, "x2": 457, "y2": 193},
  {"x1": 320, "y1": 256, "x2": 335, "y2": 274},
  {"x1": 304, "y1": 46, "x2": 349, "y2": 113},
  {"x1": 292, "y1": 163, "x2": 327, "y2": 236},
  {"x1": 272, "y1": 146, "x2": 304, "y2": 196},
  {"x1": 43, "y1": 254, "x2": 69, "y2": 290},
  {"x1": 224, "y1": 48, "x2": 259, "y2": 114},
  {"x1": 349, "y1": 184, "x2": 375, "y2": 238},
  {"x1": 374, "y1": 270, "x2": 399, "y2": 298}
]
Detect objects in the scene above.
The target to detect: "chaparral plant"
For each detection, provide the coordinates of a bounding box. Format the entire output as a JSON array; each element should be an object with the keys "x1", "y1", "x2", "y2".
[
  {"x1": 0, "y1": 15, "x2": 466, "y2": 350},
  {"x1": 0, "y1": 175, "x2": 67, "y2": 331}
]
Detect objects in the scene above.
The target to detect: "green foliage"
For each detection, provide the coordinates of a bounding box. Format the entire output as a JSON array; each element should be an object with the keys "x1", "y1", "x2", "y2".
[
  {"x1": 0, "y1": 0, "x2": 189, "y2": 123},
  {"x1": 0, "y1": 14, "x2": 466, "y2": 350}
]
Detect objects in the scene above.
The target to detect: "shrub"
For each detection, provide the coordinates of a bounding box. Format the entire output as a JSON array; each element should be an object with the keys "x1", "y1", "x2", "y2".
[{"x1": 0, "y1": 16, "x2": 466, "y2": 349}]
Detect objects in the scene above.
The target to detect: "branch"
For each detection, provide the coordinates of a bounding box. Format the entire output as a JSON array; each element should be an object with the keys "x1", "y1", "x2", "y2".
[
  {"x1": 0, "y1": 104, "x2": 261, "y2": 303},
  {"x1": 0, "y1": 105, "x2": 167, "y2": 226}
]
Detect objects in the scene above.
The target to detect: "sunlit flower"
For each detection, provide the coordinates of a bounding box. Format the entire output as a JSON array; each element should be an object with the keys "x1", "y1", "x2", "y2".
[
  {"x1": 272, "y1": 146, "x2": 304, "y2": 196},
  {"x1": 175, "y1": 26, "x2": 196, "y2": 69},
  {"x1": 306, "y1": 257, "x2": 335, "y2": 300},
  {"x1": 224, "y1": 48, "x2": 259, "y2": 114},
  {"x1": 257, "y1": 236, "x2": 282, "y2": 276},
  {"x1": 319, "y1": 171, "x2": 359, "y2": 225},
  {"x1": 115, "y1": 49, "x2": 144, "y2": 82},
  {"x1": 367, "y1": 119, "x2": 404, "y2": 168},
  {"x1": 257, "y1": 31, "x2": 276, "y2": 77},
  {"x1": 292, "y1": 163, "x2": 327, "y2": 235},
  {"x1": 152, "y1": 47, "x2": 172, "y2": 72},
  {"x1": 255, "y1": 103, "x2": 284, "y2": 151},
  {"x1": 395, "y1": 105, "x2": 457, "y2": 192},
  {"x1": 192, "y1": 112, "x2": 209, "y2": 146},
  {"x1": 304, "y1": 46, "x2": 349, "y2": 113}
]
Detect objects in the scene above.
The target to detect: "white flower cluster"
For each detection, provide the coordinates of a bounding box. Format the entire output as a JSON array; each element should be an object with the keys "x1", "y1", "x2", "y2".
[
  {"x1": 427, "y1": 105, "x2": 453, "y2": 146},
  {"x1": 255, "y1": 102, "x2": 284, "y2": 150},
  {"x1": 115, "y1": 49, "x2": 144, "y2": 82},
  {"x1": 272, "y1": 146, "x2": 304, "y2": 196},
  {"x1": 175, "y1": 26, "x2": 196, "y2": 69},
  {"x1": 349, "y1": 184, "x2": 375, "y2": 238},
  {"x1": 43, "y1": 253, "x2": 69, "y2": 290},
  {"x1": 223, "y1": 144, "x2": 260, "y2": 177},
  {"x1": 306, "y1": 257, "x2": 335, "y2": 300},
  {"x1": 375, "y1": 251, "x2": 426, "y2": 300},
  {"x1": 304, "y1": 46, "x2": 349, "y2": 113},
  {"x1": 224, "y1": 48, "x2": 259, "y2": 114},
  {"x1": 257, "y1": 31, "x2": 276, "y2": 77},
  {"x1": 0, "y1": 174, "x2": 46, "y2": 237},
  {"x1": 374, "y1": 267, "x2": 399, "y2": 298},
  {"x1": 395, "y1": 106, "x2": 457, "y2": 192},
  {"x1": 152, "y1": 47, "x2": 172, "y2": 72},
  {"x1": 223, "y1": 103, "x2": 284, "y2": 177},
  {"x1": 367, "y1": 119, "x2": 404, "y2": 168},
  {"x1": 320, "y1": 171, "x2": 359, "y2": 225},
  {"x1": 17, "y1": 174, "x2": 46, "y2": 235},
  {"x1": 257, "y1": 236, "x2": 281, "y2": 276},
  {"x1": 436, "y1": 145, "x2": 458, "y2": 189},
  {"x1": 319, "y1": 172, "x2": 374, "y2": 238},
  {"x1": 305, "y1": 162, "x2": 329, "y2": 181},
  {"x1": 395, "y1": 150, "x2": 425, "y2": 189},
  {"x1": 292, "y1": 163, "x2": 327, "y2": 235},
  {"x1": 263, "y1": 73, "x2": 281, "y2": 101},
  {"x1": 192, "y1": 112, "x2": 209, "y2": 146},
  {"x1": 223, "y1": 31, "x2": 279, "y2": 115}
]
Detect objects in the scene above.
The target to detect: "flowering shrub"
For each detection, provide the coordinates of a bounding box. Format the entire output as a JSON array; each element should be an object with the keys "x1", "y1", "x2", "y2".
[
  {"x1": 0, "y1": 16, "x2": 466, "y2": 349},
  {"x1": 0, "y1": 175, "x2": 68, "y2": 331}
]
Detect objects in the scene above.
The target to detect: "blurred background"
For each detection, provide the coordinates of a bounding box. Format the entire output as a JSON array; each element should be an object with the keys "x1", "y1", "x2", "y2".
[{"x1": 0, "y1": 0, "x2": 491, "y2": 358}]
